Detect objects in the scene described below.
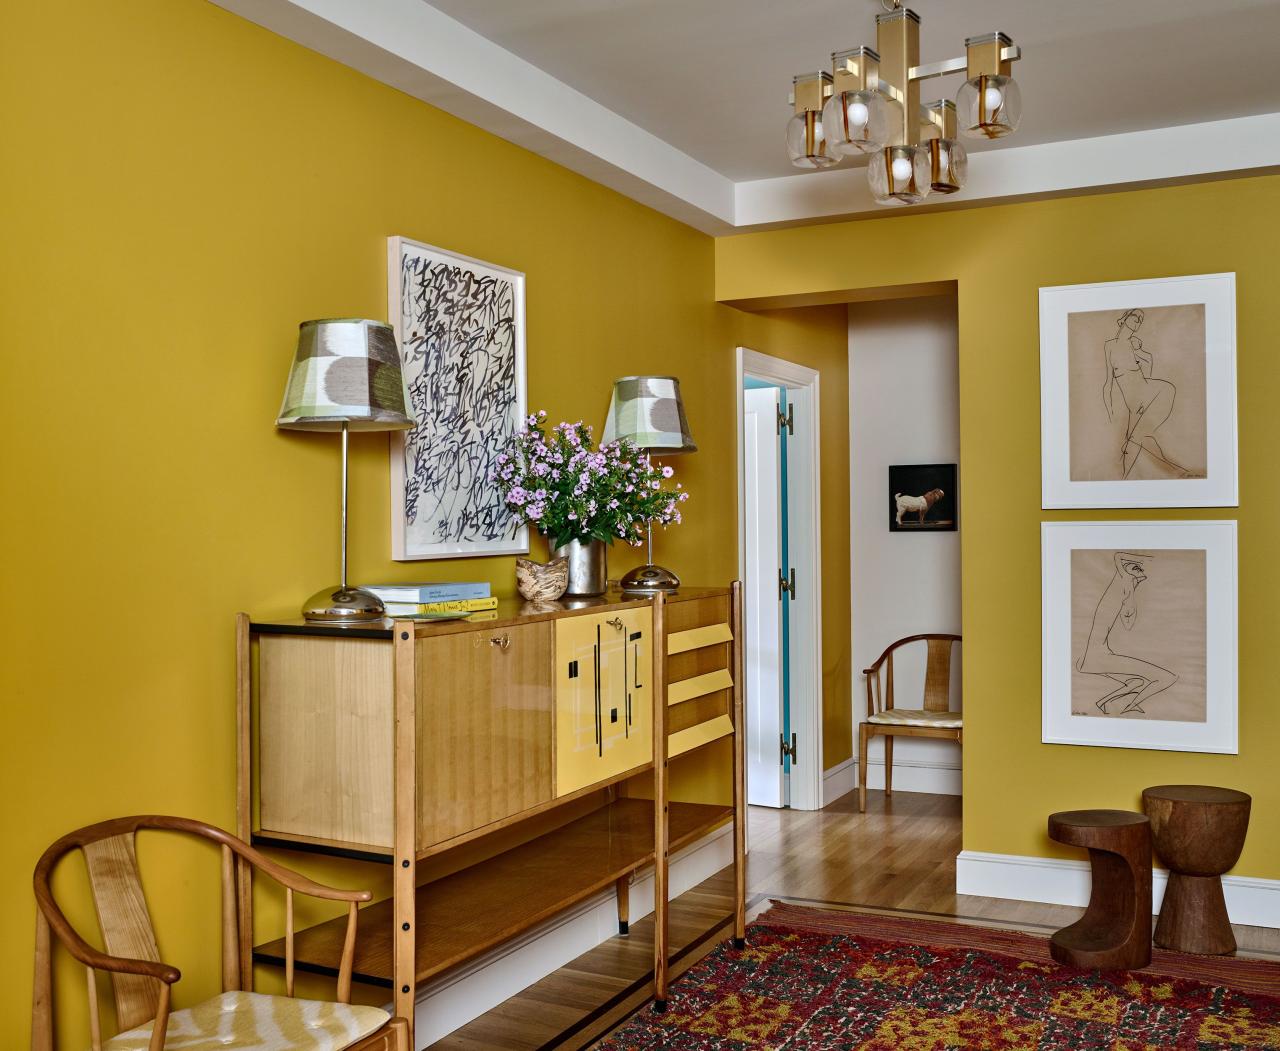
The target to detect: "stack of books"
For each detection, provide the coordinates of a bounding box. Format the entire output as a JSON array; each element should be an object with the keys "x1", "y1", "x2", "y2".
[{"x1": 360, "y1": 582, "x2": 496, "y2": 618}]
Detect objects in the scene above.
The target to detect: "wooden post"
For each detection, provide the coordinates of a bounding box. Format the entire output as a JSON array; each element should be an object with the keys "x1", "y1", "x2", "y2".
[
  {"x1": 730, "y1": 581, "x2": 747, "y2": 947},
  {"x1": 615, "y1": 875, "x2": 630, "y2": 935},
  {"x1": 220, "y1": 844, "x2": 240, "y2": 991},
  {"x1": 651, "y1": 593, "x2": 669, "y2": 1009},
  {"x1": 234, "y1": 612, "x2": 254, "y2": 989},
  {"x1": 392, "y1": 622, "x2": 418, "y2": 1041},
  {"x1": 32, "y1": 909, "x2": 53, "y2": 1051}
]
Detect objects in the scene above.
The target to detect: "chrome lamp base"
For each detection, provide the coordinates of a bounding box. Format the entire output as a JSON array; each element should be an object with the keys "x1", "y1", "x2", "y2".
[
  {"x1": 302, "y1": 584, "x2": 386, "y2": 623},
  {"x1": 619, "y1": 563, "x2": 681, "y2": 594},
  {"x1": 621, "y1": 519, "x2": 681, "y2": 593}
]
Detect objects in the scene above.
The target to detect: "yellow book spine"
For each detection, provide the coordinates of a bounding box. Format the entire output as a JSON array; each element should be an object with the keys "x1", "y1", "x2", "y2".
[{"x1": 416, "y1": 597, "x2": 498, "y2": 613}]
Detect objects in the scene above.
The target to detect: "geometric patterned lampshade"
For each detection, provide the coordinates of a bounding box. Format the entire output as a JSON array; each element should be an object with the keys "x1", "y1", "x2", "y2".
[
  {"x1": 602, "y1": 375, "x2": 697, "y2": 453},
  {"x1": 277, "y1": 318, "x2": 415, "y2": 432}
]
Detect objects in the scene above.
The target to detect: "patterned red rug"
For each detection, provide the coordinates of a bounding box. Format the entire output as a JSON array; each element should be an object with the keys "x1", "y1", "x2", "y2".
[{"x1": 598, "y1": 902, "x2": 1280, "y2": 1049}]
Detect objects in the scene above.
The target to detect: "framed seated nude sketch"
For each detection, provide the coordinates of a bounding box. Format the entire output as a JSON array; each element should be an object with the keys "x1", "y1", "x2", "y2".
[
  {"x1": 1039, "y1": 273, "x2": 1237, "y2": 509},
  {"x1": 1041, "y1": 520, "x2": 1237, "y2": 754}
]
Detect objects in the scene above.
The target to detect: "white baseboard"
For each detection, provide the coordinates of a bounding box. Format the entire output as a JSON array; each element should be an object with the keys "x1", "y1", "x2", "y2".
[
  {"x1": 957, "y1": 850, "x2": 1280, "y2": 931},
  {"x1": 859, "y1": 756, "x2": 961, "y2": 796},
  {"x1": 822, "y1": 759, "x2": 857, "y2": 806},
  {"x1": 408, "y1": 824, "x2": 734, "y2": 1047}
]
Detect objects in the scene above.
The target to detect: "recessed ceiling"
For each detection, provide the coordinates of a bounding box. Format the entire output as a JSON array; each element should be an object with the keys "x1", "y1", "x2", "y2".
[{"x1": 426, "y1": 0, "x2": 1280, "y2": 182}]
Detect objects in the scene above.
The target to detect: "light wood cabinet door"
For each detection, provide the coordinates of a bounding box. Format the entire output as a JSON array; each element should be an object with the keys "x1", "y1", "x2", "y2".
[
  {"x1": 417, "y1": 622, "x2": 554, "y2": 848},
  {"x1": 258, "y1": 635, "x2": 395, "y2": 849},
  {"x1": 555, "y1": 608, "x2": 653, "y2": 796}
]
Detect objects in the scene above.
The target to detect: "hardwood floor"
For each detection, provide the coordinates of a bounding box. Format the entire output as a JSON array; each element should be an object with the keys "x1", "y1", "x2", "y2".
[{"x1": 429, "y1": 790, "x2": 1278, "y2": 1049}]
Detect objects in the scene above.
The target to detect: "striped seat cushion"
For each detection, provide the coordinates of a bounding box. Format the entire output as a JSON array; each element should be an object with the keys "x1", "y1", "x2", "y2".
[
  {"x1": 867, "y1": 708, "x2": 962, "y2": 729},
  {"x1": 104, "y1": 991, "x2": 389, "y2": 1051}
]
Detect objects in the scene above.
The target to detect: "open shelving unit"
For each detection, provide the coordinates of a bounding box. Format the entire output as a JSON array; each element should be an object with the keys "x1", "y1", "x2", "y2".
[
  {"x1": 236, "y1": 583, "x2": 746, "y2": 1045},
  {"x1": 254, "y1": 798, "x2": 732, "y2": 987}
]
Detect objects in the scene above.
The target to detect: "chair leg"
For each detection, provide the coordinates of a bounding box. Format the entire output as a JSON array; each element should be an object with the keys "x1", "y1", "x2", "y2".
[
  {"x1": 858, "y1": 723, "x2": 869, "y2": 813},
  {"x1": 884, "y1": 736, "x2": 894, "y2": 798}
]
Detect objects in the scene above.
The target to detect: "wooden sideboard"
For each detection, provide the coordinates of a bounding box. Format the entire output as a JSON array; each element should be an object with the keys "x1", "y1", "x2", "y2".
[{"x1": 235, "y1": 584, "x2": 745, "y2": 1045}]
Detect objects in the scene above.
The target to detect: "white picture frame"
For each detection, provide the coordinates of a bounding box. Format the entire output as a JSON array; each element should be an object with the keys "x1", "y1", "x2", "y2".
[
  {"x1": 1039, "y1": 272, "x2": 1237, "y2": 509},
  {"x1": 388, "y1": 236, "x2": 529, "y2": 560},
  {"x1": 1041, "y1": 520, "x2": 1237, "y2": 754}
]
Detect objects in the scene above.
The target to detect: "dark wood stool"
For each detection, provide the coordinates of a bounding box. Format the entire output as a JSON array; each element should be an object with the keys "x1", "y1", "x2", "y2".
[
  {"x1": 1142, "y1": 784, "x2": 1251, "y2": 956},
  {"x1": 1047, "y1": 810, "x2": 1152, "y2": 970}
]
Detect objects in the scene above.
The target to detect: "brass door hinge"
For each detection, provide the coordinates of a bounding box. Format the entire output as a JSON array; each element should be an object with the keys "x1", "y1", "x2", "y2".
[
  {"x1": 776, "y1": 403, "x2": 793, "y2": 435},
  {"x1": 780, "y1": 732, "x2": 798, "y2": 765},
  {"x1": 778, "y1": 568, "x2": 796, "y2": 601}
]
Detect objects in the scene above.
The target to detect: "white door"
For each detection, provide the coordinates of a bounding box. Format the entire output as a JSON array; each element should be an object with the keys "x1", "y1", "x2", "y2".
[{"x1": 743, "y1": 387, "x2": 785, "y2": 807}]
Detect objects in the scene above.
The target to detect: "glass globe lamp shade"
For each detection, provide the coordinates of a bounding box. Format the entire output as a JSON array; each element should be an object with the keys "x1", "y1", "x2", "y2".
[
  {"x1": 785, "y1": 111, "x2": 837, "y2": 170},
  {"x1": 868, "y1": 145, "x2": 931, "y2": 206},
  {"x1": 820, "y1": 88, "x2": 890, "y2": 157},
  {"x1": 955, "y1": 73, "x2": 1021, "y2": 139},
  {"x1": 928, "y1": 138, "x2": 968, "y2": 194}
]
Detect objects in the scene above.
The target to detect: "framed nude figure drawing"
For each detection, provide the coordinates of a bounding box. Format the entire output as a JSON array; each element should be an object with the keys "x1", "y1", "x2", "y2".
[
  {"x1": 1041, "y1": 520, "x2": 1237, "y2": 754},
  {"x1": 1039, "y1": 273, "x2": 1237, "y2": 509}
]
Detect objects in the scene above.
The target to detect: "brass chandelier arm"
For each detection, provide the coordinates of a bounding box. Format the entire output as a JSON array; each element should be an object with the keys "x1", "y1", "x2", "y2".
[
  {"x1": 874, "y1": 79, "x2": 905, "y2": 105},
  {"x1": 909, "y1": 46, "x2": 1021, "y2": 84}
]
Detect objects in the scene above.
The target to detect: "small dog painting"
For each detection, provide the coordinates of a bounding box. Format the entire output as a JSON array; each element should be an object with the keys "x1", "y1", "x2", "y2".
[{"x1": 888, "y1": 464, "x2": 958, "y2": 532}]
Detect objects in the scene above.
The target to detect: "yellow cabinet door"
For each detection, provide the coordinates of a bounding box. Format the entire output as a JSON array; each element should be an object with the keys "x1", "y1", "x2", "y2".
[
  {"x1": 602, "y1": 607, "x2": 652, "y2": 776},
  {"x1": 555, "y1": 608, "x2": 654, "y2": 796}
]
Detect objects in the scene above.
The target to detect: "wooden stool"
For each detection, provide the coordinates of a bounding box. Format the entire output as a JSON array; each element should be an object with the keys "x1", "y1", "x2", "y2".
[
  {"x1": 1142, "y1": 785, "x2": 1251, "y2": 956},
  {"x1": 1047, "y1": 810, "x2": 1152, "y2": 970}
]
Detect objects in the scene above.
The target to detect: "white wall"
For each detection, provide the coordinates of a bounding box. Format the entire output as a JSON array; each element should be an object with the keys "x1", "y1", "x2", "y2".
[{"x1": 848, "y1": 295, "x2": 962, "y2": 795}]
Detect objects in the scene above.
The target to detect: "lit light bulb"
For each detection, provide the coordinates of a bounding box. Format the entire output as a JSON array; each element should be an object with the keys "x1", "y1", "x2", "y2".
[
  {"x1": 983, "y1": 84, "x2": 1004, "y2": 112},
  {"x1": 847, "y1": 99, "x2": 870, "y2": 128},
  {"x1": 890, "y1": 155, "x2": 914, "y2": 182}
]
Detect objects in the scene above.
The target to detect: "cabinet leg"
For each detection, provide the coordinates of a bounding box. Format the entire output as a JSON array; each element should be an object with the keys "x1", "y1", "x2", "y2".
[{"x1": 615, "y1": 875, "x2": 630, "y2": 936}]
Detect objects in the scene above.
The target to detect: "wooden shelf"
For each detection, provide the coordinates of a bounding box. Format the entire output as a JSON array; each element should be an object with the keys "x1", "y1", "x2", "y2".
[{"x1": 253, "y1": 798, "x2": 731, "y2": 988}]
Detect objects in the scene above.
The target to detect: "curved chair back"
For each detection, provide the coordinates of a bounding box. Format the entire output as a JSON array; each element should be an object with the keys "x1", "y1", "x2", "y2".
[
  {"x1": 32, "y1": 814, "x2": 371, "y2": 1051},
  {"x1": 864, "y1": 634, "x2": 962, "y2": 716}
]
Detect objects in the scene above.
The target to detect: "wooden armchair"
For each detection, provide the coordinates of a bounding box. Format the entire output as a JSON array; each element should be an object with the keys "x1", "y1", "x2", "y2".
[
  {"x1": 858, "y1": 634, "x2": 962, "y2": 813},
  {"x1": 32, "y1": 814, "x2": 408, "y2": 1051}
]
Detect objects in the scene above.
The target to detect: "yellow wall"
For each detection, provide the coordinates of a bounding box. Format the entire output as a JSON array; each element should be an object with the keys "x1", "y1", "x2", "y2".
[
  {"x1": 0, "y1": 0, "x2": 851, "y2": 1042},
  {"x1": 717, "y1": 175, "x2": 1280, "y2": 880}
]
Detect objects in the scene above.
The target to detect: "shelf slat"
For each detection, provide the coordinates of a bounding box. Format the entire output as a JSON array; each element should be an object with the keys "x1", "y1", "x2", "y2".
[
  {"x1": 668, "y1": 669, "x2": 734, "y2": 706},
  {"x1": 253, "y1": 798, "x2": 731, "y2": 988},
  {"x1": 667, "y1": 623, "x2": 733, "y2": 655},
  {"x1": 668, "y1": 715, "x2": 735, "y2": 758}
]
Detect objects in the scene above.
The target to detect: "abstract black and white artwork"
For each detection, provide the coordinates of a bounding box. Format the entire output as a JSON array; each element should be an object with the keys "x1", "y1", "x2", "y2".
[
  {"x1": 388, "y1": 236, "x2": 528, "y2": 559},
  {"x1": 1039, "y1": 273, "x2": 1238, "y2": 509}
]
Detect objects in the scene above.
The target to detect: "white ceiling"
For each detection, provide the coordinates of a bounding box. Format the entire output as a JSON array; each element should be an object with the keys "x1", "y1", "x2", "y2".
[
  {"x1": 215, "y1": 0, "x2": 1280, "y2": 231},
  {"x1": 427, "y1": 0, "x2": 1280, "y2": 181}
]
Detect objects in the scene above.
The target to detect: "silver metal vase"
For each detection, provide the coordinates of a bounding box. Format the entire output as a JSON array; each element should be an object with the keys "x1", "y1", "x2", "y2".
[{"x1": 553, "y1": 538, "x2": 608, "y2": 597}]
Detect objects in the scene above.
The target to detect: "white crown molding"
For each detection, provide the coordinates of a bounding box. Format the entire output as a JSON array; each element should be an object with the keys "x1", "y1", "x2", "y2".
[
  {"x1": 213, "y1": 1, "x2": 1280, "y2": 234},
  {"x1": 734, "y1": 113, "x2": 1280, "y2": 228}
]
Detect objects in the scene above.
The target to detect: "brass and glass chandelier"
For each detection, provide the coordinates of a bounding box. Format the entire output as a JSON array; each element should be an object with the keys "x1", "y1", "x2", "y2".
[{"x1": 787, "y1": 0, "x2": 1023, "y2": 205}]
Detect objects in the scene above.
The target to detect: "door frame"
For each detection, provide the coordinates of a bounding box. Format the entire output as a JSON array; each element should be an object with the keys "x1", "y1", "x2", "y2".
[{"x1": 735, "y1": 347, "x2": 824, "y2": 811}]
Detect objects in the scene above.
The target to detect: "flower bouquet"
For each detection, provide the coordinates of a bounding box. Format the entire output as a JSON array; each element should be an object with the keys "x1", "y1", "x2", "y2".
[{"x1": 494, "y1": 411, "x2": 689, "y2": 593}]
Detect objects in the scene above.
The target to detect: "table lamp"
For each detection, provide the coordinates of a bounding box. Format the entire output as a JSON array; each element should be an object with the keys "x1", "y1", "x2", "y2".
[
  {"x1": 277, "y1": 318, "x2": 415, "y2": 622},
  {"x1": 603, "y1": 375, "x2": 696, "y2": 593}
]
